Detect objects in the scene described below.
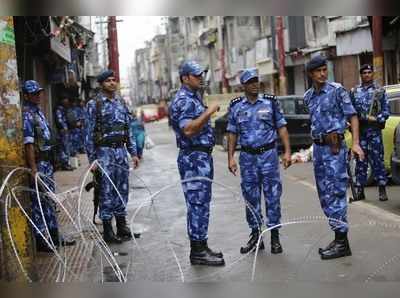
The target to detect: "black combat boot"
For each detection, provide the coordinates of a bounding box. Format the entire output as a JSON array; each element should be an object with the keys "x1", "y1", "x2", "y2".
[
  {"x1": 49, "y1": 229, "x2": 76, "y2": 247},
  {"x1": 320, "y1": 231, "x2": 352, "y2": 260},
  {"x1": 204, "y1": 240, "x2": 223, "y2": 258},
  {"x1": 240, "y1": 229, "x2": 265, "y2": 254},
  {"x1": 353, "y1": 186, "x2": 365, "y2": 201},
  {"x1": 270, "y1": 229, "x2": 283, "y2": 254},
  {"x1": 103, "y1": 219, "x2": 123, "y2": 244},
  {"x1": 318, "y1": 232, "x2": 337, "y2": 255},
  {"x1": 190, "y1": 240, "x2": 225, "y2": 266},
  {"x1": 35, "y1": 235, "x2": 55, "y2": 253},
  {"x1": 378, "y1": 185, "x2": 388, "y2": 201},
  {"x1": 60, "y1": 164, "x2": 74, "y2": 171},
  {"x1": 116, "y1": 216, "x2": 140, "y2": 241}
]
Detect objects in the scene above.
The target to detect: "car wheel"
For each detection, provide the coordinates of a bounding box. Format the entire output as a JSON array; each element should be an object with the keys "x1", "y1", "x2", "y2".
[
  {"x1": 391, "y1": 154, "x2": 400, "y2": 185},
  {"x1": 222, "y1": 133, "x2": 228, "y2": 152}
]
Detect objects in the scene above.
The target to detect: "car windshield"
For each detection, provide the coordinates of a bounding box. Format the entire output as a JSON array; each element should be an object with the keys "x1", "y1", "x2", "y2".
[
  {"x1": 280, "y1": 99, "x2": 296, "y2": 114},
  {"x1": 279, "y1": 97, "x2": 307, "y2": 115}
]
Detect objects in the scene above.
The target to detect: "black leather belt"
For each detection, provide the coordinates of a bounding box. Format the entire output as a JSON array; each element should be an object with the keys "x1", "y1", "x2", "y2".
[
  {"x1": 241, "y1": 141, "x2": 276, "y2": 155},
  {"x1": 182, "y1": 146, "x2": 213, "y2": 154},
  {"x1": 312, "y1": 134, "x2": 344, "y2": 145},
  {"x1": 97, "y1": 141, "x2": 126, "y2": 148},
  {"x1": 96, "y1": 135, "x2": 127, "y2": 148}
]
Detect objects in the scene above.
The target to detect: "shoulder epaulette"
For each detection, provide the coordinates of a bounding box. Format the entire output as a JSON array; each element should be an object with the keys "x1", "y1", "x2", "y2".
[
  {"x1": 328, "y1": 81, "x2": 343, "y2": 89},
  {"x1": 229, "y1": 96, "x2": 244, "y2": 108},
  {"x1": 262, "y1": 93, "x2": 277, "y2": 101}
]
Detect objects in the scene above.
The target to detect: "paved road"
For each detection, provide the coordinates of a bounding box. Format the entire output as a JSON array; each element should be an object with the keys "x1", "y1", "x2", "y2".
[{"x1": 87, "y1": 120, "x2": 400, "y2": 283}]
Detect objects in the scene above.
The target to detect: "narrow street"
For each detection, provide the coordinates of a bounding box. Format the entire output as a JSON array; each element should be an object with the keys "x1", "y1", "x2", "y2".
[{"x1": 82, "y1": 120, "x2": 400, "y2": 282}]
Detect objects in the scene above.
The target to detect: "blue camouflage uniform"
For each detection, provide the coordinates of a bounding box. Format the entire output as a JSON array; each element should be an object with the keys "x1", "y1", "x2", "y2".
[
  {"x1": 351, "y1": 82, "x2": 390, "y2": 187},
  {"x1": 227, "y1": 89, "x2": 287, "y2": 231},
  {"x1": 304, "y1": 81, "x2": 357, "y2": 233},
  {"x1": 68, "y1": 105, "x2": 84, "y2": 156},
  {"x1": 23, "y1": 100, "x2": 59, "y2": 236},
  {"x1": 85, "y1": 92, "x2": 137, "y2": 221},
  {"x1": 55, "y1": 105, "x2": 71, "y2": 167},
  {"x1": 76, "y1": 104, "x2": 86, "y2": 153},
  {"x1": 170, "y1": 84, "x2": 215, "y2": 242}
]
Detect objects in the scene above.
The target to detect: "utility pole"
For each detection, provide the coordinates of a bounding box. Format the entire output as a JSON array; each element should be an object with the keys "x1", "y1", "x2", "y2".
[
  {"x1": 276, "y1": 16, "x2": 287, "y2": 95},
  {"x1": 108, "y1": 16, "x2": 120, "y2": 82},
  {"x1": 0, "y1": 16, "x2": 36, "y2": 281},
  {"x1": 372, "y1": 16, "x2": 384, "y2": 86},
  {"x1": 218, "y1": 16, "x2": 228, "y2": 93}
]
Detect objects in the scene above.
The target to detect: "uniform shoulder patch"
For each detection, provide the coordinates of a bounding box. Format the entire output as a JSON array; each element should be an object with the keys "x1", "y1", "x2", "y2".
[
  {"x1": 229, "y1": 96, "x2": 244, "y2": 108},
  {"x1": 328, "y1": 81, "x2": 343, "y2": 89},
  {"x1": 262, "y1": 93, "x2": 277, "y2": 101}
]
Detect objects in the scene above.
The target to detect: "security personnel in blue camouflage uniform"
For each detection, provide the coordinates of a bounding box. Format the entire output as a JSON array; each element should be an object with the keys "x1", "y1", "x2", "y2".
[
  {"x1": 304, "y1": 55, "x2": 365, "y2": 260},
  {"x1": 227, "y1": 68, "x2": 292, "y2": 255},
  {"x1": 78, "y1": 99, "x2": 87, "y2": 153},
  {"x1": 68, "y1": 99, "x2": 85, "y2": 156},
  {"x1": 350, "y1": 64, "x2": 390, "y2": 202},
  {"x1": 169, "y1": 60, "x2": 225, "y2": 266},
  {"x1": 85, "y1": 70, "x2": 140, "y2": 244},
  {"x1": 54, "y1": 96, "x2": 73, "y2": 171},
  {"x1": 23, "y1": 80, "x2": 76, "y2": 252}
]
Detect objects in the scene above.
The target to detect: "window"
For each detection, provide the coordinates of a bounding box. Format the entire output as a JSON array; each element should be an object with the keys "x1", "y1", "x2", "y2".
[
  {"x1": 280, "y1": 99, "x2": 296, "y2": 115},
  {"x1": 237, "y1": 16, "x2": 250, "y2": 26},
  {"x1": 170, "y1": 18, "x2": 180, "y2": 34}
]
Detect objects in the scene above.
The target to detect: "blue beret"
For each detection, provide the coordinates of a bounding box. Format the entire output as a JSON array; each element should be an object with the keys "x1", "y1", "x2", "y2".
[
  {"x1": 360, "y1": 64, "x2": 373, "y2": 73},
  {"x1": 240, "y1": 68, "x2": 258, "y2": 84},
  {"x1": 22, "y1": 80, "x2": 44, "y2": 94},
  {"x1": 97, "y1": 70, "x2": 115, "y2": 83},
  {"x1": 306, "y1": 55, "x2": 327, "y2": 72},
  {"x1": 179, "y1": 60, "x2": 204, "y2": 76}
]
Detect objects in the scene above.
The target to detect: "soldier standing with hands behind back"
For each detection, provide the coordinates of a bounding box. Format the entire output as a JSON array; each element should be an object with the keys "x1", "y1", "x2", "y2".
[
  {"x1": 227, "y1": 68, "x2": 291, "y2": 255},
  {"x1": 304, "y1": 55, "x2": 364, "y2": 260},
  {"x1": 350, "y1": 64, "x2": 390, "y2": 202}
]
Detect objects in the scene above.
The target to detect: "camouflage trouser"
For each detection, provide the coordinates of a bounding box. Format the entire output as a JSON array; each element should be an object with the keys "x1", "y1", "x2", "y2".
[
  {"x1": 313, "y1": 143, "x2": 348, "y2": 233},
  {"x1": 177, "y1": 150, "x2": 213, "y2": 241},
  {"x1": 239, "y1": 149, "x2": 282, "y2": 230},
  {"x1": 70, "y1": 128, "x2": 84, "y2": 156},
  {"x1": 31, "y1": 160, "x2": 59, "y2": 236},
  {"x1": 355, "y1": 129, "x2": 387, "y2": 186},
  {"x1": 97, "y1": 147, "x2": 130, "y2": 221},
  {"x1": 59, "y1": 131, "x2": 70, "y2": 166}
]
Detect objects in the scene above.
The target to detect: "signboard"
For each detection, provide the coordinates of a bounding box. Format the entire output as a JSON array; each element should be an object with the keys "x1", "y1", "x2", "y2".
[
  {"x1": 50, "y1": 17, "x2": 71, "y2": 63},
  {"x1": 0, "y1": 21, "x2": 15, "y2": 46}
]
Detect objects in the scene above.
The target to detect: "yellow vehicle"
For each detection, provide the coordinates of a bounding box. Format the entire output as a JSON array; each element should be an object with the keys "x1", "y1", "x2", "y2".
[{"x1": 345, "y1": 84, "x2": 400, "y2": 185}]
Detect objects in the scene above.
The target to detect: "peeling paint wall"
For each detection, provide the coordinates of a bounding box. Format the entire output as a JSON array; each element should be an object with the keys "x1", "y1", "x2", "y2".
[{"x1": 0, "y1": 16, "x2": 36, "y2": 282}]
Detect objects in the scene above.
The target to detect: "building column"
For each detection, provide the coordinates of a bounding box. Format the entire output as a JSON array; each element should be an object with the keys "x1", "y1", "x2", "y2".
[{"x1": 0, "y1": 16, "x2": 37, "y2": 281}]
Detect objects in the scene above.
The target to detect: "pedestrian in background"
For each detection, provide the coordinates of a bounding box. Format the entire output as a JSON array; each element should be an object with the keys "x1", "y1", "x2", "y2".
[
  {"x1": 304, "y1": 55, "x2": 364, "y2": 260},
  {"x1": 227, "y1": 68, "x2": 291, "y2": 255},
  {"x1": 169, "y1": 60, "x2": 225, "y2": 266}
]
